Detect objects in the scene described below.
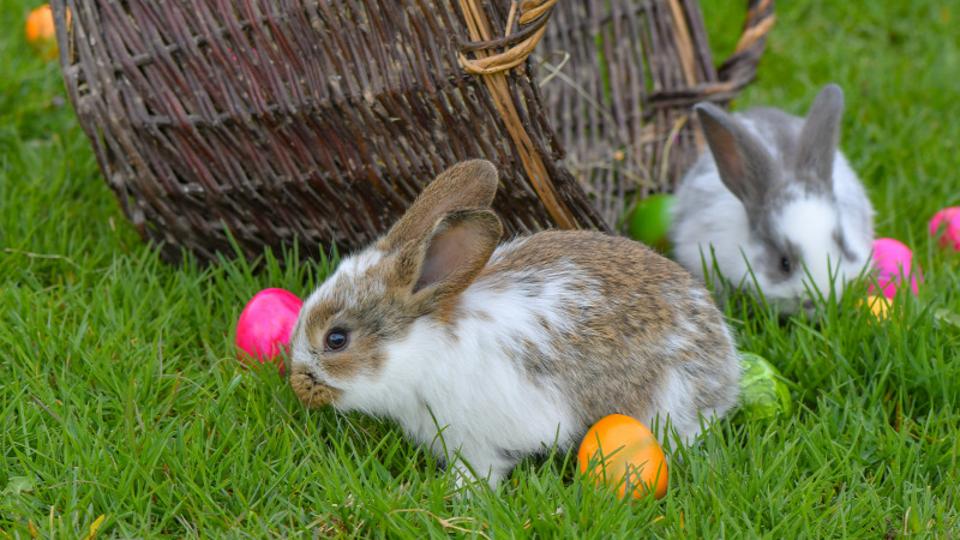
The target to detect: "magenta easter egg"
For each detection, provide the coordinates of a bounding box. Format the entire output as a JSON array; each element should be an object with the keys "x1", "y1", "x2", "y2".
[
  {"x1": 929, "y1": 207, "x2": 960, "y2": 251},
  {"x1": 870, "y1": 238, "x2": 920, "y2": 299},
  {"x1": 235, "y1": 288, "x2": 303, "y2": 373}
]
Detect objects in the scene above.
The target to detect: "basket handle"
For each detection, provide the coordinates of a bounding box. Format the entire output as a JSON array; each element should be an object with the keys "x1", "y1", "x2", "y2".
[
  {"x1": 717, "y1": 0, "x2": 776, "y2": 88},
  {"x1": 457, "y1": 0, "x2": 579, "y2": 230}
]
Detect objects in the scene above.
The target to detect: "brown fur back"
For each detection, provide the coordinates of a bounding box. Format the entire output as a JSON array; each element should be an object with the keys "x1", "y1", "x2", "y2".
[{"x1": 482, "y1": 230, "x2": 738, "y2": 429}]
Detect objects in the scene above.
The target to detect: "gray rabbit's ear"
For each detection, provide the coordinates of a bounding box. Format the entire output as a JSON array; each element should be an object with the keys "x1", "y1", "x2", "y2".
[
  {"x1": 796, "y1": 84, "x2": 845, "y2": 186},
  {"x1": 695, "y1": 102, "x2": 779, "y2": 211}
]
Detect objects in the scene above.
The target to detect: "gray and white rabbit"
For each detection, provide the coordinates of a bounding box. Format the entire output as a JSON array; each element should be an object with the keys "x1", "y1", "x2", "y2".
[
  {"x1": 670, "y1": 84, "x2": 875, "y2": 314},
  {"x1": 289, "y1": 160, "x2": 740, "y2": 488}
]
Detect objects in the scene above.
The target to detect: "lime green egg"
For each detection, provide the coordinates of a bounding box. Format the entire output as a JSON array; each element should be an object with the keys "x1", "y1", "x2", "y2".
[
  {"x1": 626, "y1": 194, "x2": 676, "y2": 253},
  {"x1": 738, "y1": 353, "x2": 793, "y2": 420}
]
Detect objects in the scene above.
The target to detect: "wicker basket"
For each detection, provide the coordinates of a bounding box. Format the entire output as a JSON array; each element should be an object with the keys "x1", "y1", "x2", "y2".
[{"x1": 51, "y1": 0, "x2": 774, "y2": 263}]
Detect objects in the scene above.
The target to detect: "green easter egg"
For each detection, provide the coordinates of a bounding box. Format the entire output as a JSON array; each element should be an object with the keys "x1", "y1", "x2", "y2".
[
  {"x1": 739, "y1": 353, "x2": 793, "y2": 420},
  {"x1": 627, "y1": 194, "x2": 676, "y2": 253}
]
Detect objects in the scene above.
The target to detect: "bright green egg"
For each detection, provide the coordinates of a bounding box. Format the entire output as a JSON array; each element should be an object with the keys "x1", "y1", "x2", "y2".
[
  {"x1": 627, "y1": 194, "x2": 675, "y2": 253},
  {"x1": 738, "y1": 353, "x2": 793, "y2": 420}
]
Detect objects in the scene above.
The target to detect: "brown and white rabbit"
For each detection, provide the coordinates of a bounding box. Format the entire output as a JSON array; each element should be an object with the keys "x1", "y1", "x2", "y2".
[{"x1": 289, "y1": 160, "x2": 740, "y2": 487}]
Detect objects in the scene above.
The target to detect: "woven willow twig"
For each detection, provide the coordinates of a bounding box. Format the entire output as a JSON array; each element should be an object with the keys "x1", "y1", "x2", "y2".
[
  {"x1": 537, "y1": 0, "x2": 775, "y2": 225},
  {"x1": 458, "y1": 0, "x2": 556, "y2": 75},
  {"x1": 458, "y1": 0, "x2": 577, "y2": 229},
  {"x1": 51, "y1": 0, "x2": 773, "y2": 264}
]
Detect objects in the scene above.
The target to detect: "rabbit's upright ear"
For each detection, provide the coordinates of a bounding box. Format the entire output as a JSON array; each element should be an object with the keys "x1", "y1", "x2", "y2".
[
  {"x1": 796, "y1": 84, "x2": 845, "y2": 187},
  {"x1": 378, "y1": 160, "x2": 499, "y2": 252},
  {"x1": 695, "y1": 102, "x2": 779, "y2": 212}
]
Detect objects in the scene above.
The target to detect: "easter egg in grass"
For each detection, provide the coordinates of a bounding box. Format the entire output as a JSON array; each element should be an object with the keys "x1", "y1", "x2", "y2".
[
  {"x1": 25, "y1": 4, "x2": 58, "y2": 60},
  {"x1": 235, "y1": 288, "x2": 303, "y2": 375},
  {"x1": 578, "y1": 414, "x2": 668, "y2": 499},
  {"x1": 870, "y1": 238, "x2": 920, "y2": 299},
  {"x1": 858, "y1": 295, "x2": 891, "y2": 320},
  {"x1": 739, "y1": 353, "x2": 793, "y2": 420},
  {"x1": 627, "y1": 194, "x2": 676, "y2": 253},
  {"x1": 929, "y1": 207, "x2": 960, "y2": 251}
]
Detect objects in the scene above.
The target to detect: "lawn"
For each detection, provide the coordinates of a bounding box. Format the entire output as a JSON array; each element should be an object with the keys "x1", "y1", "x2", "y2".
[{"x1": 2, "y1": 0, "x2": 959, "y2": 537}]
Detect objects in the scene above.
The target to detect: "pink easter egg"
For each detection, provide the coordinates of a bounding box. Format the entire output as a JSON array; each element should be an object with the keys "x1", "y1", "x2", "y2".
[
  {"x1": 929, "y1": 207, "x2": 960, "y2": 251},
  {"x1": 235, "y1": 288, "x2": 303, "y2": 374},
  {"x1": 870, "y1": 238, "x2": 920, "y2": 300}
]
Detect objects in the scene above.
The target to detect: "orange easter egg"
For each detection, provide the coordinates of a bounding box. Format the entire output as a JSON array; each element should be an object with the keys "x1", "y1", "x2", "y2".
[
  {"x1": 25, "y1": 4, "x2": 58, "y2": 60},
  {"x1": 577, "y1": 414, "x2": 668, "y2": 499}
]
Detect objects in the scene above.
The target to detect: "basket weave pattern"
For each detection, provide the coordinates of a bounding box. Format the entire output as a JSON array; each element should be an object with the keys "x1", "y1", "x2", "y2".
[
  {"x1": 538, "y1": 0, "x2": 774, "y2": 225},
  {"x1": 51, "y1": 0, "x2": 773, "y2": 263}
]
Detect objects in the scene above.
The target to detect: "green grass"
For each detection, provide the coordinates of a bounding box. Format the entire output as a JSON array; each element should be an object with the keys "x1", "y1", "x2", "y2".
[{"x1": 2, "y1": 0, "x2": 959, "y2": 537}]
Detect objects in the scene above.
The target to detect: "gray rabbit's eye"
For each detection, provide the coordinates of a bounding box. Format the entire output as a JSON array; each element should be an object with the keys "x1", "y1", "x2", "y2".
[
  {"x1": 779, "y1": 256, "x2": 792, "y2": 275},
  {"x1": 325, "y1": 328, "x2": 349, "y2": 351}
]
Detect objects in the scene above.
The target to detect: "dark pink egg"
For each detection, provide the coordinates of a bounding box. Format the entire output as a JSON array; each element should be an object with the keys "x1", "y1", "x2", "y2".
[
  {"x1": 929, "y1": 207, "x2": 960, "y2": 251},
  {"x1": 870, "y1": 238, "x2": 920, "y2": 300},
  {"x1": 235, "y1": 288, "x2": 303, "y2": 374}
]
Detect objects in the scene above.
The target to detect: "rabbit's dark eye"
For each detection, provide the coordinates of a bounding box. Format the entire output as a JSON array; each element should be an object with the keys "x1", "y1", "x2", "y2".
[
  {"x1": 779, "y1": 256, "x2": 792, "y2": 274},
  {"x1": 325, "y1": 328, "x2": 349, "y2": 351}
]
